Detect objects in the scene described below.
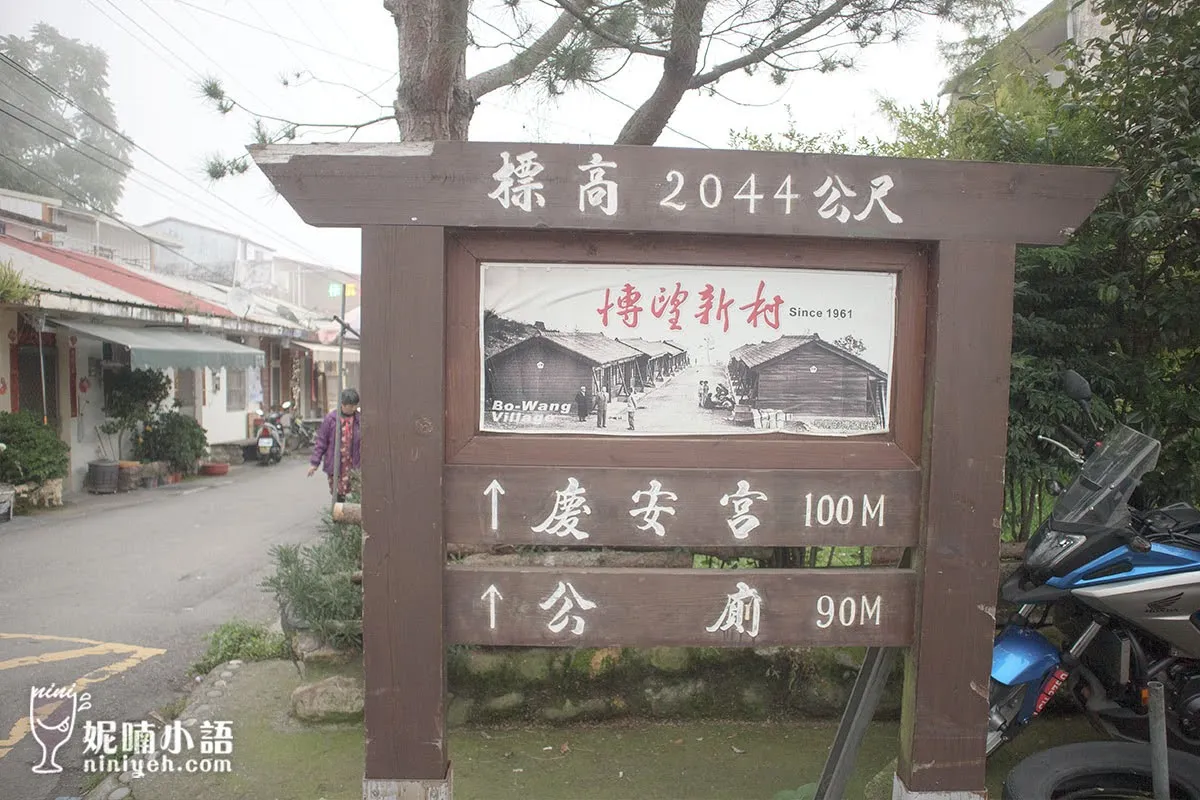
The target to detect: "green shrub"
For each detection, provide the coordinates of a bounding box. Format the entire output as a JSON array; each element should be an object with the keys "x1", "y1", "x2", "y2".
[
  {"x1": 191, "y1": 619, "x2": 290, "y2": 675},
  {"x1": 99, "y1": 367, "x2": 171, "y2": 458},
  {"x1": 0, "y1": 411, "x2": 70, "y2": 484},
  {"x1": 261, "y1": 510, "x2": 363, "y2": 651},
  {"x1": 136, "y1": 410, "x2": 208, "y2": 474}
]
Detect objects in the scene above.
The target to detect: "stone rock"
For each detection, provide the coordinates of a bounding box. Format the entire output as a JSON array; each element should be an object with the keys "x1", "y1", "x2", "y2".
[
  {"x1": 447, "y1": 696, "x2": 474, "y2": 727},
  {"x1": 464, "y1": 650, "x2": 509, "y2": 677},
  {"x1": 118, "y1": 771, "x2": 132, "y2": 783},
  {"x1": 587, "y1": 647, "x2": 623, "y2": 677},
  {"x1": 219, "y1": 671, "x2": 233, "y2": 679},
  {"x1": 511, "y1": 650, "x2": 556, "y2": 682},
  {"x1": 15, "y1": 478, "x2": 63, "y2": 508},
  {"x1": 108, "y1": 787, "x2": 131, "y2": 800},
  {"x1": 206, "y1": 690, "x2": 222, "y2": 698},
  {"x1": 739, "y1": 685, "x2": 769, "y2": 717},
  {"x1": 542, "y1": 697, "x2": 612, "y2": 723},
  {"x1": 290, "y1": 675, "x2": 365, "y2": 723},
  {"x1": 483, "y1": 692, "x2": 525, "y2": 714},
  {"x1": 647, "y1": 647, "x2": 690, "y2": 673},
  {"x1": 644, "y1": 679, "x2": 706, "y2": 716}
]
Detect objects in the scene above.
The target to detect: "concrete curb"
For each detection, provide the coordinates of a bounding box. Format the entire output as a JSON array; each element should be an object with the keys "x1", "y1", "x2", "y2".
[{"x1": 81, "y1": 659, "x2": 247, "y2": 800}]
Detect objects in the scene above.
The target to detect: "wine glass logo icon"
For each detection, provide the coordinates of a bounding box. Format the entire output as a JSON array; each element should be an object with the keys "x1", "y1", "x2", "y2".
[{"x1": 29, "y1": 684, "x2": 92, "y2": 775}]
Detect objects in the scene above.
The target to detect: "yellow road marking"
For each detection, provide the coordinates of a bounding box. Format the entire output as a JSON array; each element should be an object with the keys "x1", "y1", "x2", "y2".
[
  {"x1": 0, "y1": 643, "x2": 133, "y2": 672},
  {"x1": 0, "y1": 635, "x2": 166, "y2": 761}
]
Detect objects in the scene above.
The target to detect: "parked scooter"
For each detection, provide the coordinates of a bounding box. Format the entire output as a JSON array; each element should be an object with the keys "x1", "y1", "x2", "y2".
[
  {"x1": 986, "y1": 370, "x2": 1200, "y2": 759},
  {"x1": 255, "y1": 402, "x2": 289, "y2": 465}
]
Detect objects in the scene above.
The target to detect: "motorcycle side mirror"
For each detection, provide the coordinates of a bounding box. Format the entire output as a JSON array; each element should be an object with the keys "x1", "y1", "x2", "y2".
[
  {"x1": 282, "y1": 400, "x2": 293, "y2": 409},
  {"x1": 1046, "y1": 479, "x2": 1064, "y2": 497},
  {"x1": 255, "y1": 408, "x2": 265, "y2": 416},
  {"x1": 1061, "y1": 369, "x2": 1093, "y2": 409}
]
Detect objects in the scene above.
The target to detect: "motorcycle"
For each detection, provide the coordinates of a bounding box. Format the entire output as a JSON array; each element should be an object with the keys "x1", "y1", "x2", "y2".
[
  {"x1": 254, "y1": 402, "x2": 288, "y2": 465},
  {"x1": 283, "y1": 405, "x2": 316, "y2": 452},
  {"x1": 987, "y1": 370, "x2": 1200, "y2": 759}
]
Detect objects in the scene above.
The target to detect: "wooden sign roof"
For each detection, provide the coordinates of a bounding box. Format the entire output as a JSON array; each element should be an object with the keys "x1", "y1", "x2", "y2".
[{"x1": 250, "y1": 141, "x2": 1118, "y2": 245}]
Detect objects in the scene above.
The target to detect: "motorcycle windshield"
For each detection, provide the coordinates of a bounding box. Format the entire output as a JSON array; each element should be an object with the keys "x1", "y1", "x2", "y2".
[{"x1": 1050, "y1": 424, "x2": 1160, "y2": 528}]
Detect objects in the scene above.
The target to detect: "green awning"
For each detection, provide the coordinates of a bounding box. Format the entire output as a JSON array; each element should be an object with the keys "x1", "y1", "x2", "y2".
[{"x1": 54, "y1": 320, "x2": 265, "y2": 371}]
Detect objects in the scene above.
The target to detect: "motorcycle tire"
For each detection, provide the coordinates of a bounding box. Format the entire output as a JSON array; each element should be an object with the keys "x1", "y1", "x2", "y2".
[{"x1": 1002, "y1": 741, "x2": 1200, "y2": 799}]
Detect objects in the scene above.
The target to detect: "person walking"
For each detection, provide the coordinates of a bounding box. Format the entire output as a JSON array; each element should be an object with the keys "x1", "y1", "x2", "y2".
[
  {"x1": 595, "y1": 385, "x2": 609, "y2": 428},
  {"x1": 307, "y1": 388, "x2": 361, "y2": 502},
  {"x1": 626, "y1": 390, "x2": 638, "y2": 431}
]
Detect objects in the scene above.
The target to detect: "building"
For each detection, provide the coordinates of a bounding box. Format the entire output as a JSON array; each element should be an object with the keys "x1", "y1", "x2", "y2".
[
  {"x1": 661, "y1": 340, "x2": 689, "y2": 371},
  {"x1": 941, "y1": 0, "x2": 1112, "y2": 103},
  {"x1": 141, "y1": 216, "x2": 275, "y2": 285},
  {"x1": 615, "y1": 338, "x2": 680, "y2": 387},
  {"x1": 0, "y1": 188, "x2": 184, "y2": 271},
  {"x1": 728, "y1": 335, "x2": 888, "y2": 429},
  {"x1": 485, "y1": 330, "x2": 643, "y2": 415},
  {"x1": 267, "y1": 256, "x2": 361, "y2": 318}
]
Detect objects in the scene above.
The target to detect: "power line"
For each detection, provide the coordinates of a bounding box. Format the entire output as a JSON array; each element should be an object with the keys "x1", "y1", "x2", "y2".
[
  {"x1": 0, "y1": 52, "x2": 334, "y2": 267},
  {"x1": 81, "y1": 0, "x2": 194, "y2": 82},
  {"x1": 0, "y1": 151, "x2": 227, "y2": 291},
  {"x1": 0, "y1": 102, "x2": 283, "y2": 243},
  {"x1": 172, "y1": 0, "x2": 394, "y2": 73},
  {"x1": 125, "y1": 0, "x2": 282, "y2": 116}
]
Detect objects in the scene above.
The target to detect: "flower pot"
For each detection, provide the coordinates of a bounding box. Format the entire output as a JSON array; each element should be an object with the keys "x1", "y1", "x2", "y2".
[
  {"x1": 199, "y1": 462, "x2": 230, "y2": 476},
  {"x1": 140, "y1": 475, "x2": 159, "y2": 489}
]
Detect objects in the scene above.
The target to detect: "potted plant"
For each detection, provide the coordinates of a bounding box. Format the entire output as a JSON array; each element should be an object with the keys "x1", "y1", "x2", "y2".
[
  {"x1": 135, "y1": 411, "x2": 208, "y2": 480},
  {"x1": 99, "y1": 368, "x2": 171, "y2": 460},
  {"x1": 0, "y1": 411, "x2": 70, "y2": 511}
]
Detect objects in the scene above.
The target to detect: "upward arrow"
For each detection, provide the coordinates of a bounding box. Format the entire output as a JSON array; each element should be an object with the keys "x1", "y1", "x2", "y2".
[
  {"x1": 483, "y1": 479, "x2": 505, "y2": 531},
  {"x1": 481, "y1": 584, "x2": 503, "y2": 630}
]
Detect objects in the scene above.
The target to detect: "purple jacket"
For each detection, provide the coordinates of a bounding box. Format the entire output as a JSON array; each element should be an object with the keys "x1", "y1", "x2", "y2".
[{"x1": 310, "y1": 410, "x2": 361, "y2": 477}]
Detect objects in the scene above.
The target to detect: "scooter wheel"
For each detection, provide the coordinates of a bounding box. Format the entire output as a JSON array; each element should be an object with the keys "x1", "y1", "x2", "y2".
[{"x1": 1002, "y1": 741, "x2": 1200, "y2": 799}]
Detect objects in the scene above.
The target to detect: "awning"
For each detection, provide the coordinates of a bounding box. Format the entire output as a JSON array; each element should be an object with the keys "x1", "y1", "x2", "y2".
[
  {"x1": 53, "y1": 320, "x2": 265, "y2": 371},
  {"x1": 293, "y1": 341, "x2": 360, "y2": 364}
]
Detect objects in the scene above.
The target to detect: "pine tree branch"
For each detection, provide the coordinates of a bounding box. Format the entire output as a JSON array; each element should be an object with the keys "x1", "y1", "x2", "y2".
[
  {"x1": 614, "y1": 0, "x2": 708, "y2": 145},
  {"x1": 689, "y1": 0, "x2": 855, "y2": 89},
  {"x1": 551, "y1": 0, "x2": 668, "y2": 57},
  {"x1": 467, "y1": 5, "x2": 590, "y2": 98}
]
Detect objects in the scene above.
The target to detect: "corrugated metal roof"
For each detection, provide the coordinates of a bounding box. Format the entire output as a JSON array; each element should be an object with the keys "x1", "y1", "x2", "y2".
[
  {"x1": 660, "y1": 340, "x2": 686, "y2": 355},
  {"x1": 1, "y1": 237, "x2": 154, "y2": 307},
  {"x1": 0, "y1": 235, "x2": 230, "y2": 316},
  {"x1": 617, "y1": 338, "x2": 676, "y2": 359}
]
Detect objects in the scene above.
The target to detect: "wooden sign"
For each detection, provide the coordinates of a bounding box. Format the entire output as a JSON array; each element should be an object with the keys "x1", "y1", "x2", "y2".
[
  {"x1": 445, "y1": 466, "x2": 919, "y2": 547},
  {"x1": 251, "y1": 141, "x2": 1116, "y2": 245},
  {"x1": 446, "y1": 566, "x2": 915, "y2": 648},
  {"x1": 250, "y1": 141, "x2": 1119, "y2": 800}
]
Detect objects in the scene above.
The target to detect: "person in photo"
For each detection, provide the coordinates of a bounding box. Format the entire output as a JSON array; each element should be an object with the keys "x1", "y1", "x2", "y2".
[
  {"x1": 575, "y1": 385, "x2": 590, "y2": 422},
  {"x1": 595, "y1": 385, "x2": 609, "y2": 428},
  {"x1": 626, "y1": 390, "x2": 638, "y2": 431}
]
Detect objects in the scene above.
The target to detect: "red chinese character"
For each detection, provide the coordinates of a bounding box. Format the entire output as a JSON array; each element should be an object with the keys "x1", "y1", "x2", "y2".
[
  {"x1": 650, "y1": 283, "x2": 690, "y2": 331},
  {"x1": 616, "y1": 283, "x2": 643, "y2": 328},
  {"x1": 695, "y1": 284, "x2": 734, "y2": 333},
  {"x1": 740, "y1": 280, "x2": 784, "y2": 329},
  {"x1": 597, "y1": 288, "x2": 614, "y2": 326}
]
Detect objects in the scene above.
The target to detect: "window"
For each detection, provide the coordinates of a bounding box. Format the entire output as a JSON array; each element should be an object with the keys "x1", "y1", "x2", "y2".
[
  {"x1": 226, "y1": 368, "x2": 247, "y2": 411},
  {"x1": 269, "y1": 343, "x2": 281, "y2": 407}
]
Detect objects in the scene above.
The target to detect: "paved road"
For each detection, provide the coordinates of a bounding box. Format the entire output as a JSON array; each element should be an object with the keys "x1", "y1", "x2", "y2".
[
  {"x1": 0, "y1": 459, "x2": 328, "y2": 800},
  {"x1": 630, "y1": 363, "x2": 744, "y2": 433}
]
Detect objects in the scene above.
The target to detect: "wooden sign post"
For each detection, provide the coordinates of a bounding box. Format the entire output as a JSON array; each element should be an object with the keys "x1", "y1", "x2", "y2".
[{"x1": 252, "y1": 141, "x2": 1116, "y2": 800}]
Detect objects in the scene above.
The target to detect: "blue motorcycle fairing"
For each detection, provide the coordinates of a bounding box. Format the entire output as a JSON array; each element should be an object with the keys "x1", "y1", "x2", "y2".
[
  {"x1": 992, "y1": 625, "x2": 1061, "y2": 687},
  {"x1": 1046, "y1": 542, "x2": 1200, "y2": 590}
]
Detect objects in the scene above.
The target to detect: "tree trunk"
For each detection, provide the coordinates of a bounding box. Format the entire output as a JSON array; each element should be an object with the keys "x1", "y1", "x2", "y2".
[
  {"x1": 386, "y1": 0, "x2": 474, "y2": 141},
  {"x1": 614, "y1": 0, "x2": 708, "y2": 145}
]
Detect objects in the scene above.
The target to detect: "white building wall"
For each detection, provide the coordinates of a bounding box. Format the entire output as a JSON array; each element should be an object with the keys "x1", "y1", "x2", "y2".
[
  {"x1": 58, "y1": 334, "x2": 113, "y2": 494},
  {"x1": 199, "y1": 366, "x2": 256, "y2": 444}
]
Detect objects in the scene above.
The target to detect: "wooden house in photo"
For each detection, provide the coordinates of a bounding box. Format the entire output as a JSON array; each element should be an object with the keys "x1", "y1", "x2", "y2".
[
  {"x1": 616, "y1": 338, "x2": 679, "y2": 386},
  {"x1": 728, "y1": 335, "x2": 888, "y2": 428},
  {"x1": 485, "y1": 330, "x2": 644, "y2": 414},
  {"x1": 661, "y1": 340, "x2": 689, "y2": 371}
]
